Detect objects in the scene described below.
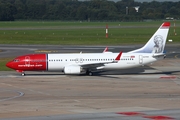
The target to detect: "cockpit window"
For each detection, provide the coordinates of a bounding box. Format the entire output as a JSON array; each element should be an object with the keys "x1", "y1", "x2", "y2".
[{"x1": 13, "y1": 59, "x2": 19, "y2": 62}]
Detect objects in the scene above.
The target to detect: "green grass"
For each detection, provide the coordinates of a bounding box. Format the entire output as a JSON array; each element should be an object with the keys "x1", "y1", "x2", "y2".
[
  {"x1": 0, "y1": 21, "x2": 169, "y2": 27},
  {"x1": 0, "y1": 57, "x2": 13, "y2": 71},
  {"x1": 0, "y1": 21, "x2": 179, "y2": 45}
]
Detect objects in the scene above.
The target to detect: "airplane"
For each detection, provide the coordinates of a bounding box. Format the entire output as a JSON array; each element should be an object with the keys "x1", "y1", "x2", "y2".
[{"x1": 6, "y1": 22, "x2": 170, "y2": 76}]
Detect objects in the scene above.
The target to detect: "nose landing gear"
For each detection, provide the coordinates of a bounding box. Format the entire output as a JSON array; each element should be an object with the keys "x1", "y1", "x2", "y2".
[
  {"x1": 21, "y1": 72, "x2": 25, "y2": 76},
  {"x1": 16, "y1": 70, "x2": 25, "y2": 76}
]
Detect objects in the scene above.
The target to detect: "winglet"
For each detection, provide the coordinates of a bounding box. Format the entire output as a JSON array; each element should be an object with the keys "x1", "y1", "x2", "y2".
[
  {"x1": 115, "y1": 51, "x2": 122, "y2": 60},
  {"x1": 103, "y1": 47, "x2": 108, "y2": 52}
]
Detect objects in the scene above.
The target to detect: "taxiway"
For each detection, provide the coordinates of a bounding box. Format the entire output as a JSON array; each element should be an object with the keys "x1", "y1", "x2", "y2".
[{"x1": 0, "y1": 45, "x2": 180, "y2": 120}]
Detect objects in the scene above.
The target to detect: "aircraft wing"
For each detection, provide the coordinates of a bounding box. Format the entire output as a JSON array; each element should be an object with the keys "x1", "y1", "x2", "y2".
[
  {"x1": 80, "y1": 51, "x2": 122, "y2": 70},
  {"x1": 80, "y1": 61, "x2": 111, "y2": 69}
]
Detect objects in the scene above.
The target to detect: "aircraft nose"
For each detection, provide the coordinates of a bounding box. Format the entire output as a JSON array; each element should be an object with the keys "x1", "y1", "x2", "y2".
[{"x1": 6, "y1": 61, "x2": 13, "y2": 69}]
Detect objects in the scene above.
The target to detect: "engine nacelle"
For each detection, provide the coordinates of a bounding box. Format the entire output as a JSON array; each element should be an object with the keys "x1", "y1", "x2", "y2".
[{"x1": 64, "y1": 66, "x2": 82, "y2": 74}]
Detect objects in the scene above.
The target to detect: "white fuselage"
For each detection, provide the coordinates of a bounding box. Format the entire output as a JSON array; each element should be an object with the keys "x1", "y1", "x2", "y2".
[{"x1": 47, "y1": 52, "x2": 162, "y2": 71}]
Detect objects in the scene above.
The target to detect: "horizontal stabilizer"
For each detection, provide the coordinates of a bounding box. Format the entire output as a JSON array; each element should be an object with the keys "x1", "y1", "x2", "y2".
[{"x1": 153, "y1": 53, "x2": 166, "y2": 57}]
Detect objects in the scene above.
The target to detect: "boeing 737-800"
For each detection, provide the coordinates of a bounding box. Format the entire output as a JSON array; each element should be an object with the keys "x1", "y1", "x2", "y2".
[{"x1": 6, "y1": 22, "x2": 170, "y2": 76}]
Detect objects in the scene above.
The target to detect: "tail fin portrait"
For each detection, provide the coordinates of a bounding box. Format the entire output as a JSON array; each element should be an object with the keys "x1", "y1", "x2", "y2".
[{"x1": 129, "y1": 22, "x2": 170, "y2": 53}]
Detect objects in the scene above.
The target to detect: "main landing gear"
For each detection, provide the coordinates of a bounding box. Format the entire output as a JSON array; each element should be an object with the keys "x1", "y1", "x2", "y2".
[{"x1": 86, "y1": 70, "x2": 93, "y2": 76}]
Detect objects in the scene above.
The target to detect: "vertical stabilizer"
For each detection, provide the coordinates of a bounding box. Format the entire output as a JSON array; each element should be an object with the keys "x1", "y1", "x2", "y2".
[{"x1": 129, "y1": 22, "x2": 170, "y2": 53}]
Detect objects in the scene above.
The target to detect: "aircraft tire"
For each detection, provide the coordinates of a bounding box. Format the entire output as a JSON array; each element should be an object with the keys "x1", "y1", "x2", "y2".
[
  {"x1": 21, "y1": 73, "x2": 25, "y2": 76},
  {"x1": 86, "y1": 70, "x2": 93, "y2": 76},
  {"x1": 88, "y1": 72, "x2": 93, "y2": 76}
]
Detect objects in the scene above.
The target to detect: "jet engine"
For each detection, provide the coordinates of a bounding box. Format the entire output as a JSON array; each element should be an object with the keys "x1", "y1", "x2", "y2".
[{"x1": 64, "y1": 65, "x2": 82, "y2": 74}]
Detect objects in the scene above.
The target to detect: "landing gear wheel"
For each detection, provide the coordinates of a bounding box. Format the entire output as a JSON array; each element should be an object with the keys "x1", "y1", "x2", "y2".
[
  {"x1": 21, "y1": 73, "x2": 25, "y2": 76},
  {"x1": 86, "y1": 70, "x2": 93, "y2": 76},
  {"x1": 88, "y1": 72, "x2": 93, "y2": 76}
]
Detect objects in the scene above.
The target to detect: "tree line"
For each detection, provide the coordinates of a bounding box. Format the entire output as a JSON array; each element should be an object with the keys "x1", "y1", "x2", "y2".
[{"x1": 0, "y1": 0, "x2": 180, "y2": 21}]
